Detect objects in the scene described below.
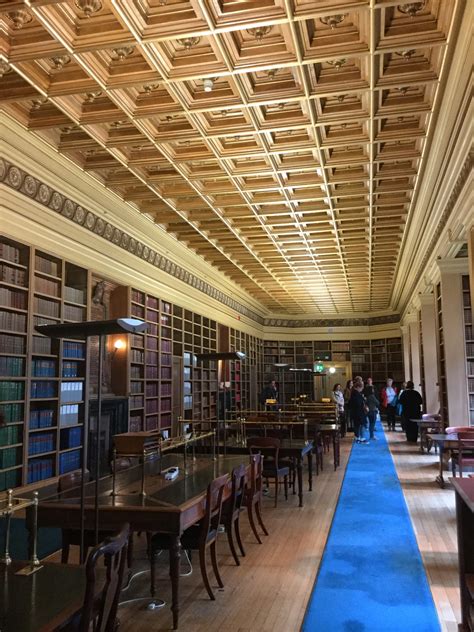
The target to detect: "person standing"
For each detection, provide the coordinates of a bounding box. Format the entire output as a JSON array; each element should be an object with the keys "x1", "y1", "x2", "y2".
[
  {"x1": 363, "y1": 382, "x2": 380, "y2": 441},
  {"x1": 332, "y1": 383, "x2": 346, "y2": 437},
  {"x1": 399, "y1": 381, "x2": 423, "y2": 443},
  {"x1": 381, "y1": 378, "x2": 398, "y2": 431},
  {"x1": 349, "y1": 379, "x2": 368, "y2": 443},
  {"x1": 260, "y1": 379, "x2": 278, "y2": 410},
  {"x1": 343, "y1": 379, "x2": 353, "y2": 432}
]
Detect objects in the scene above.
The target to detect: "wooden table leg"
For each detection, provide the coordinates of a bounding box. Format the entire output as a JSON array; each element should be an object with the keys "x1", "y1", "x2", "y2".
[
  {"x1": 170, "y1": 536, "x2": 182, "y2": 629},
  {"x1": 307, "y1": 452, "x2": 313, "y2": 492},
  {"x1": 297, "y1": 459, "x2": 303, "y2": 507},
  {"x1": 420, "y1": 429, "x2": 426, "y2": 454},
  {"x1": 436, "y1": 444, "x2": 445, "y2": 488},
  {"x1": 332, "y1": 433, "x2": 339, "y2": 471}
]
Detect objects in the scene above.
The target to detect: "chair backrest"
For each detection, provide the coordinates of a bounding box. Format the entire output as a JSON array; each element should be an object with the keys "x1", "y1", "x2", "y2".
[
  {"x1": 248, "y1": 436, "x2": 281, "y2": 468},
  {"x1": 200, "y1": 473, "x2": 229, "y2": 542},
  {"x1": 79, "y1": 523, "x2": 130, "y2": 632},
  {"x1": 230, "y1": 463, "x2": 247, "y2": 514},
  {"x1": 249, "y1": 453, "x2": 263, "y2": 496},
  {"x1": 446, "y1": 426, "x2": 474, "y2": 434},
  {"x1": 458, "y1": 433, "x2": 474, "y2": 447},
  {"x1": 422, "y1": 413, "x2": 441, "y2": 421}
]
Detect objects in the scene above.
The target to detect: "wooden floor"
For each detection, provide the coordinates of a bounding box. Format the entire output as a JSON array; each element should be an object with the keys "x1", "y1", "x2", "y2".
[
  {"x1": 387, "y1": 429, "x2": 460, "y2": 632},
  {"x1": 47, "y1": 430, "x2": 461, "y2": 631}
]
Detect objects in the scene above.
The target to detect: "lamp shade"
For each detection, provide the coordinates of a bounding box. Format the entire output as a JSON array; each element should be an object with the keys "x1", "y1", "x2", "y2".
[{"x1": 35, "y1": 318, "x2": 148, "y2": 340}]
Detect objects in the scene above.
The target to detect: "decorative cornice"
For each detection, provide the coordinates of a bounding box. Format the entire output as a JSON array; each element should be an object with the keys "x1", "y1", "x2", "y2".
[
  {"x1": 0, "y1": 158, "x2": 266, "y2": 325},
  {"x1": 263, "y1": 314, "x2": 400, "y2": 328},
  {"x1": 407, "y1": 151, "x2": 472, "y2": 302},
  {"x1": 0, "y1": 158, "x2": 404, "y2": 330}
]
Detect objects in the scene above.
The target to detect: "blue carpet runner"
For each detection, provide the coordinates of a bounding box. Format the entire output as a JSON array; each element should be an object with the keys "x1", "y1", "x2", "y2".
[{"x1": 303, "y1": 423, "x2": 440, "y2": 632}]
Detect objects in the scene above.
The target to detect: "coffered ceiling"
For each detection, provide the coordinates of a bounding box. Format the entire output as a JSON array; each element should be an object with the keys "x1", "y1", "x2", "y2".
[{"x1": 0, "y1": 0, "x2": 461, "y2": 314}]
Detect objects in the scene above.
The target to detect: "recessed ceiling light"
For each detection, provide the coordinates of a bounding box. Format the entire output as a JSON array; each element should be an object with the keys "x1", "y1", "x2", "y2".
[{"x1": 203, "y1": 78, "x2": 214, "y2": 92}]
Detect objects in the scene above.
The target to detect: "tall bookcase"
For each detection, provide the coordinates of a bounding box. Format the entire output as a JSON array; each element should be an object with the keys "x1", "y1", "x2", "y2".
[
  {"x1": 435, "y1": 282, "x2": 448, "y2": 422},
  {"x1": 230, "y1": 329, "x2": 262, "y2": 410},
  {"x1": 0, "y1": 235, "x2": 89, "y2": 492},
  {"x1": 462, "y1": 275, "x2": 474, "y2": 426}
]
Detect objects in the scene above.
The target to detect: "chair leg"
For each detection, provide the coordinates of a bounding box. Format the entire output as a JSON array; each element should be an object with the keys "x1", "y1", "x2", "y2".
[
  {"x1": 234, "y1": 517, "x2": 246, "y2": 557},
  {"x1": 199, "y1": 546, "x2": 215, "y2": 600},
  {"x1": 247, "y1": 503, "x2": 263, "y2": 544},
  {"x1": 210, "y1": 541, "x2": 224, "y2": 588},
  {"x1": 274, "y1": 478, "x2": 278, "y2": 508},
  {"x1": 255, "y1": 500, "x2": 269, "y2": 536},
  {"x1": 127, "y1": 533, "x2": 134, "y2": 570},
  {"x1": 61, "y1": 542, "x2": 69, "y2": 564},
  {"x1": 226, "y1": 522, "x2": 240, "y2": 566},
  {"x1": 150, "y1": 550, "x2": 156, "y2": 598},
  {"x1": 284, "y1": 475, "x2": 288, "y2": 500}
]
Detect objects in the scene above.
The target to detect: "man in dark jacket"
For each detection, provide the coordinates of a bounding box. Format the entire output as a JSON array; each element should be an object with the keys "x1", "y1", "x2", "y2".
[
  {"x1": 260, "y1": 380, "x2": 278, "y2": 410},
  {"x1": 349, "y1": 380, "x2": 367, "y2": 443},
  {"x1": 399, "y1": 381, "x2": 423, "y2": 443}
]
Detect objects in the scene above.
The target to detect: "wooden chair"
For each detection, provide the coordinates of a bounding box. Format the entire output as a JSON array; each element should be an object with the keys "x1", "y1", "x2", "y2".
[
  {"x1": 248, "y1": 437, "x2": 291, "y2": 507},
  {"x1": 421, "y1": 414, "x2": 443, "y2": 453},
  {"x1": 221, "y1": 463, "x2": 247, "y2": 566},
  {"x1": 243, "y1": 453, "x2": 269, "y2": 544},
  {"x1": 64, "y1": 523, "x2": 130, "y2": 632},
  {"x1": 58, "y1": 470, "x2": 112, "y2": 564},
  {"x1": 451, "y1": 433, "x2": 474, "y2": 478},
  {"x1": 149, "y1": 472, "x2": 229, "y2": 601}
]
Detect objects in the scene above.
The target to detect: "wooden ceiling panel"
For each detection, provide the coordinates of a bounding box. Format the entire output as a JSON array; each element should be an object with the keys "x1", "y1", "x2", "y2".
[{"x1": 0, "y1": 0, "x2": 460, "y2": 314}]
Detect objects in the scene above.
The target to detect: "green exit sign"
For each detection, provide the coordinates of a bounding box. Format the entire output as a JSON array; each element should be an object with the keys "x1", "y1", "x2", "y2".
[{"x1": 315, "y1": 363, "x2": 324, "y2": 373}]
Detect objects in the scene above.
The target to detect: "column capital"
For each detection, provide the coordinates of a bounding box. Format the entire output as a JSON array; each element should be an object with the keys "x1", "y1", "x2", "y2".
[
  {"x1": 400, "y1": 324, "x2": 410, "y2": 334},
  {"x1": 436, "y1": 257, "x2": 469, "y2": 274},
  {"x1": 418, "y1": 292, "x2": 435, "y2": 306}
]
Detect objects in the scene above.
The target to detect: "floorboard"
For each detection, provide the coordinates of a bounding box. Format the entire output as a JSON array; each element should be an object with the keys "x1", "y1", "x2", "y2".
[{"x1": 45, "y1": 430, "x2": 462, "y2": 631}]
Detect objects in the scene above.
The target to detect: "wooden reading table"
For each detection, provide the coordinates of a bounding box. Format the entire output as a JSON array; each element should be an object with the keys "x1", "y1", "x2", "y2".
[
  {"x1": 429, "y1": 434, "x2": 464, "y2": 488},
  {"x1": 451, "y1": 477, "x2": 474, "y2": 631},
  {"x1": 32, "y1": 454, "x2": 249, "y2": 630}
]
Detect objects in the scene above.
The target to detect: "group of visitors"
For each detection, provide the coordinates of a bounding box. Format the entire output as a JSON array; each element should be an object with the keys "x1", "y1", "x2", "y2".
[{"x1": 332, "y1": 377, "x2": 423, "y2": 443}]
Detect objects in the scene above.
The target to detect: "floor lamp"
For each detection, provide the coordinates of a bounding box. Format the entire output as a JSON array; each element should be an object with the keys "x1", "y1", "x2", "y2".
[
  {"x1": 274, "y1": 363, "x2": 290, "y2": 408},
  {"x1": 196, "y1": 351, "x2": 246, "y2": 455},
  {"x1": 35, "y1": 318, "x2": 147, "y2": 561}
]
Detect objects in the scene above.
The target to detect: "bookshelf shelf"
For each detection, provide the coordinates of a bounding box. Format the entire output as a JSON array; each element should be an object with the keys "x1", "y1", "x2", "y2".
[{"x1": 0, "y1": 236, "x2": 90, "y2": 492}]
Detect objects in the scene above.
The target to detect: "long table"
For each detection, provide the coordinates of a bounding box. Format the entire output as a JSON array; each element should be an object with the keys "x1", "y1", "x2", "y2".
[
  {"x1": 212, "y1": 438, "x2": 314, "y2": 507},
  {"x1": 0, "y1": 561, "x2": 98, "y2": 632},
  {"x1": 452, "y1": 477, "x2": 474, "y2": 631},
  {"x1": 31, "y1": 454, "x2": 249, "y2": 630},
  {"x1": 429, "y1": 433, "x2": 463, "y2": 487}
]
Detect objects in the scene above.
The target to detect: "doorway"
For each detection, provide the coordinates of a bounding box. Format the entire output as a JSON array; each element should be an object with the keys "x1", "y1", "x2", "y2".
[{"x1": 314, "y1": 361, "x2": 352, "y2": 400}]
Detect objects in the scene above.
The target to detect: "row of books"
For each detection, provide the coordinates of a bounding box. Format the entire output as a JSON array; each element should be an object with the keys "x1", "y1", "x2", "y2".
[
  {"x1": 63, "y1": 304, "x2": 85, "y2": 322},
  {"x1": 28, "y1": 432, "x2": 54, "y2": 455},
  {"x1": 60, "y1": 381, "x2": 83, "y2": 403},
  {"x1": 28, "y1": 458, "x2": 54, "y2": 484},
  {"x1": 130, "y1": 395, "x2": 144, "y2": 409},
  {"x1": 35, "y1": 276, "x2": 60, "y2": 297},
  {"x1": 32, "y1": 336, "x2": 53, "y2": 354},
  {"x1": 0, "y1": 356, "x2": 24, "y2": 377},
  {"x1": 146, "y1": 366, "x2": 158, "y2": 379},
  {"x1": 30, "y1": 408, "x2": 55, "y2": 429},
  {"x1": 31, "y1": 381, "x2": 56, "y2": 398},
  {"x1": 34, "y1": 296, "x2": 60, "y2": 318},
  {"x1": 0, "y1": 424, "x2": 21, "y2": 445},
  {"x1": 60, "y1": 426, "x2": 82, "y2": 449},
  {"x1": 131, "y1": 366, "x2": 143, "y2": 379},
  {"x1": 59, "y1": 449, "x2": 81, "y2": 474},
  {"x1": 0, "y1": 402, "x2": 23, "y2": 423},
  {"x1": 0, "y1": 468, "x2": 21, "y2": 491},
  {"x1": 63, "y1": 342, "x2": 85, "y2": 358},
  {"x1": 0, "y1": 381, "x2": 24, "y2": 400},
  {"x1": 0, "y1": 310, "x2": 27, "y2": 332},
  {"x1": 35, "y1": 255, "x2": 60, "y2": 277},
  {"x1": 161, "y1": 353, "x2": 172, "y2": 366},
  {"x1": 145, "y1": 383, "x2": 158, "y2": 397},
  {"x1": 161, "y1": 382, "x2": 172, "y2": 396},
  {"x1": 1, "y1": 264, "x2": 27, "y2": 287},
  {"x1": 0, "y1": 447, "x2": 19, "y2": 469},
  {"x1": 0, "y1": 243, "x2": 22, "y2": 264},
  {"x1": 146, "y1": 351, "x2": 158, "y2": 366},
  {"x1": 64, "y1": 286, "x2": 86, "y2": 304},
  {"x1": 145, "y1": 400, "x2": 158, "y2": 414},
  {"x1": 32, "y1": 359, "x2": 56, "y2": 377},
  {"x1": 130, "y1": 414, "x2": 143, "y2": 432},
  {"x1": 131, "y1": 381, "x2": 143, "y2": 394},
  {"x1": 59, "y1": 404, "x2": 80, "y2": 426},
  {"x1": 131, "y1": 350, "x2": 144, "y2": 363},
  {"x1": 0, "y1": 333, "x2": 25, "y2": 354},
  {"x1": 131, "y1": 304, "x2": 144, "y2": 318},
  {"x1": 0, "y1": 287, "x2": 27, "y2": 310},
  {"x1": 62, "y1": 361, "x2": 80, "y2": 377}
]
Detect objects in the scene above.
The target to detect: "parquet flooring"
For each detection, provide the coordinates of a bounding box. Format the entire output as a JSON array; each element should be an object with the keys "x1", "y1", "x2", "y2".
[
  {"x1": 386, "y1": 430, "x2": 460, "y2": 632},
  {"x1": 46, "y1": 430, "x2": 462, "y2": 631}
]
